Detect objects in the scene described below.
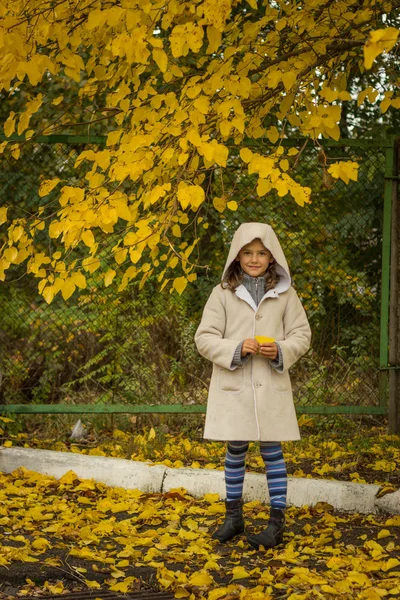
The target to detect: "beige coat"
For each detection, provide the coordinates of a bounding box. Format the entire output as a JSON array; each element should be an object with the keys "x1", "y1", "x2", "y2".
[{"x1": 195, "y1": 223, "x2": 311, "y2": 442}]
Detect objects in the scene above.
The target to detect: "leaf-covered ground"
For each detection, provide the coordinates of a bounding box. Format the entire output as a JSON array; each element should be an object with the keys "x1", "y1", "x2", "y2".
[
  {"x1": 2, "y1": 416, "x2": 400, "y2": 489},
  {"x1": 0, "y1": 467, "x2": 400, "y2": 600}
]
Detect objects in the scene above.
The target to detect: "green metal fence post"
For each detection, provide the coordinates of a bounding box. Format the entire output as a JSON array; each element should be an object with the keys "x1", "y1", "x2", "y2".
[
  {"x1": 379, "y1": 138, "x2": 395, "y2": 409},
  {"x1": 388, "y1": 138, "x2": 400, "y2": 433}
]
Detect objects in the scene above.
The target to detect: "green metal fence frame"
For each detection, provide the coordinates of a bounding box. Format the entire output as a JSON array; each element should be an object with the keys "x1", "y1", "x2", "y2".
[{"x1": 0, "y1": 136, "x2": 395, "y2": 416}]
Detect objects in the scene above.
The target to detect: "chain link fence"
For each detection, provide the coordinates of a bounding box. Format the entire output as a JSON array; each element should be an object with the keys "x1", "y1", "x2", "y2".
[{"x1": 0, "y1": 138, "x2": 387, "y2": 413}]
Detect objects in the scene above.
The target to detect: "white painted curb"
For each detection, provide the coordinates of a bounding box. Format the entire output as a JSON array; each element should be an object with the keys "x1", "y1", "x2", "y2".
[
  {"x1": 0, "y1": 446, "x2": 166, "y2": 493},
  {"x1": 0, "y1": 446, "x2": 397, "y2": 515}
]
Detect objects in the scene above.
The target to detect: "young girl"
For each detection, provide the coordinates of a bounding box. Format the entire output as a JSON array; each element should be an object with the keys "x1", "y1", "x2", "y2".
[{"x1": 195, "y1": 222, "x2": 311, "y2": 549}]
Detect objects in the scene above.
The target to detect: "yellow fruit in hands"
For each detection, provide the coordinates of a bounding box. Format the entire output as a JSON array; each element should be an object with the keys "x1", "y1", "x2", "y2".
[{"x1": 254, "y1": 336, "x2": 275, "y2": 344}]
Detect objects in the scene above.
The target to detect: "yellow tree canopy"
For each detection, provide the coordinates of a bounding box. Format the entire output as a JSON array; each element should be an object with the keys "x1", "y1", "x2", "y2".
[{"x1": 0, "y1": 0, "x2": 399, "y2": 301}]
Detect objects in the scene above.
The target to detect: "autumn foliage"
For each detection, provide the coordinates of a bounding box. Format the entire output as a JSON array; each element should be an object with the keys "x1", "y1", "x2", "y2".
[
  {"x1": 0, "y1": 0, "x2": 399, "y2": 300},
  {"x1": 1, "y1": 464, "x2": 400, "y2": 597}
]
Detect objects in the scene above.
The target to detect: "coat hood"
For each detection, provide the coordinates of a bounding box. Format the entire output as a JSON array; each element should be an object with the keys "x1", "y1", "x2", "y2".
[{"x1": 222, "y1": 222, "x2": 291, "y2": 294}]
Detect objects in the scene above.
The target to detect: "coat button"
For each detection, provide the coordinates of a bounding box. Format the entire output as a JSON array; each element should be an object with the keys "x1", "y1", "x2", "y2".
[
  {"x1": 255, "y1": 314, "x2": 262, "y2": 320},
  {"x1": 254, "y1": 382, "x2": 262, "y2": 388}
]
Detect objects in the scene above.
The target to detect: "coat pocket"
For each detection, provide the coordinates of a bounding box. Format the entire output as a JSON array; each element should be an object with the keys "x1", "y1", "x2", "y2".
[
  {"x1": 270, "y1": 366, "x2": 290, "y2": 392},
  {"x1": 218, "y1": 366, "x2": 244, "y2": 394}
]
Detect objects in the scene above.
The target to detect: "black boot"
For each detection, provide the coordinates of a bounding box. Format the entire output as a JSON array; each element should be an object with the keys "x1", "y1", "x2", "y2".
[
  {"x1": 247, "y1": 507, "x2": 285, "y2": 549},
  {"x1": 212, "y1": 499, "x2": 244, "y2": 542}
]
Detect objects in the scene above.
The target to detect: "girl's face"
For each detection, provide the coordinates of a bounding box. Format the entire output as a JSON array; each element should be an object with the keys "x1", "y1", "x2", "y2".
[{"x1": 236, "y1": 239, "x2": 273, "y2": 277}]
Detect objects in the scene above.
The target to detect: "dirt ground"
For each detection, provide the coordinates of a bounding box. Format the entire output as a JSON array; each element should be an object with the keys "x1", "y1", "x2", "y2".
[{"x1": 0, "y1": 469, "x2": 399, "y2": 600}]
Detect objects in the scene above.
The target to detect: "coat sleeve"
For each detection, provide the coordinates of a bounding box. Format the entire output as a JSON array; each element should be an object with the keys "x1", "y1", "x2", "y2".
[
  {"x1": 279, "y1": 287, "x2": 311, "y2": 372},
  {"x1": 194, "y1": 286, "x2": 243, "y2": 370}
]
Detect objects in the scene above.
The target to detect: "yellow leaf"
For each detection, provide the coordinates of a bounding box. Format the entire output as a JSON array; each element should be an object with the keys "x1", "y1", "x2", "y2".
[
  {"x1": 376, "y1": 483, "x2": 397, "y2": 498},
  {"x1": 267, "y1": 126, "x2": 279, "y2": 144},
  {"x1": 320, "y1": 585, "x2": 340, "y2": 594},
  {"x1": 320, "y1": 88, "x2": 339, "y2": 102},
  {"x1": 280, "y1": 159, "x2": 289, "y2": 172},
  {"x1": 49, "y1": 221, "x2": 63, "y2": 239},
  {"x1": 152, "y1": 48, "x2": 168, "y2": 73},
  {"x1": 206, "y1": 25, "x2": 222, "y2": 54},
  {"x1": 173, "y1": 276, "x2": 188, "y2": 295},
  {"x1": 31, "y1": 538, "x2": 51, "y2": 550},
  {"x1": 104, "y1": 269, "x2": 116, "y2": 287},
  {"x1": 231, "y1": 566, "x2": 250, "y2": 580},
  {"x1": 11, "y1": 145, "x2": 20, "y2": 160},
  {"x1": 194, "y1": 96, "x2": 210, "y2": 115},
  {"x1": 82, "y1": 257, "x2": 100, "y2": 274},
  {"x1": 256, "y1": 179, "x2": 271, "y2": 197},
  {"x1": 47, "y1": 582, "x2": 64, "y2": 594},
  {"x1": 0, "y1": 207, "x2": 7, "y2": 225},
  {"x1": 186, "y1": 85, "x2": 202, "y2": 100},
  {"x1": 240, "y1": 148, "x2": 253, "y2": 163},
  {"x1": 168, "y1": 256, "x2": 179, "y2": 269},
  {"x1": 370, "y1": 459, "x2": 396, "y2": 471},
  {"x1": 213, "y1": 143, "x2": 229, "y2": 167},
  {"x1": 59, "y1": 470, "x2": 79, "y2": 484},
  {"x1": 114, "y1": 248, "x2": 127, "y2": 265},
  {"x1": 219, "y1": 120, "x2": 231, "y2": 136},
  {"x1": 42, "y1": 285, "x2": 55, "y2": 304},
  {"x1": 188, "y1": 570, "x2": 214, "y2": 586},
  {"x1": 70, "y1": 271, "x2": 87, "y2": 289},
  {"x1": 346, "y1": 571, "x2": 371, "y2": 586},
  {"x1": 231, "y1": 116, "x2": 244, "y2": 133},
  {"x1": 338, "y1": 91, "x2": 352, "y2": 101},
  {"x1": 39, "y1": 178, "x2": 61, "y2": 197},
  {"x1": 4, "y1": 114, "x2": 16, "y2": 138},
  {"x1": 82, "y1": 230, "x2": 95, "y2": 248},
  {"x1": 381, "y1": 98, "x2": 392, "y2": 114},
  {"x1": 4, "y1": 247, "x2": 18, "y2": 263},
  {"x1": 85, "y1": 580, "x2": 101, "y2": 589},
  {"x1": 377, "y1": 529, "x2": 392, "y2": 539},
  {"x1": 384, "y1": 558, "x2": 400, "y2": 570},
  {"x1": 116, "y1": 560, "x2": 130, "y2": 568},
  {"x1": 61, "y1": 278, "x2": 76, "y2": 301},
  {"x1": 297, "y1": 414, "x2": 314, "y2": 427},
  {"x1": 172, "y1": 224, "x2": 181, "y2": 237},
  {"x1": 275, "y1": 179, "x2": 289, "y2": 197},
  {"x1": 11, "y1": 225, "x2": 23, "y2": 242},
  {"x1": 52, "y1": 96, "x2": 64, "y2": 105},
  {"x1": 213, "y1": 196, "x2": 226, "y2": 213},
  {"x1": 328, "y1": 161, "x2": 359, "y2": 184},
  {"x1": 364, "y1": 28, "x2": 399, "y2": 70},
  {"x1": 148, "y1": 427, "x2": 156, "y2": 441},
  {"x1": 207, "y1": 589, "x2": 232, "y2": 600},
  {"x1": 227, "y1": 200, "x2": 237, "y2": 211},
  {"x1": 177, "y1": 183, "x2": 205, "y2": 211},
  {"x1": 282, "y1": 71, "x2": 297, "y2": 92}
]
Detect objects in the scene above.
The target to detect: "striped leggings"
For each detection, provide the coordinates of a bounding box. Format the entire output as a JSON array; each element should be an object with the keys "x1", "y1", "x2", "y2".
[{"x1": 225, "y1": 441, "x2": 287, "y2": 509}]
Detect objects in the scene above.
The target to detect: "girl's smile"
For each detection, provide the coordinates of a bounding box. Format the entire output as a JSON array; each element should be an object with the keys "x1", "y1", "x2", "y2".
[{"x1": 236, "y1": 238, "x2": 273, "y2": 277}]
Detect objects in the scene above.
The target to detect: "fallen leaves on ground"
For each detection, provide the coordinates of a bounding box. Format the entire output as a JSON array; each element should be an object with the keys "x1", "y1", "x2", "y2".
[
  {"x1": 0, "y1": 468, "x2": 399, "y2": 599},
  {"x1": 2, "y1": 419, "x2": 399, "y2": 488}
]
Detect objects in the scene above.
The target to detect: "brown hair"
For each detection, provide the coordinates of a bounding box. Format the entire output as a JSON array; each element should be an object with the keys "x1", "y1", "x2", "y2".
[{"x1": 221, "y1": 257, "x2": 279, "y2": 292}]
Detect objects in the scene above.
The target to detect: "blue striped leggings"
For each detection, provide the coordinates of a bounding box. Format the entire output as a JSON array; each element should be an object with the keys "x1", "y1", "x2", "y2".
[{"x1": 225, "y1": 441, "x2": 287, "y2": 509}]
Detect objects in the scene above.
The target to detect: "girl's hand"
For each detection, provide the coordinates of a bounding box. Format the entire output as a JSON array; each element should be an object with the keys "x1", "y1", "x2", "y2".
[
  {"x1": 241, "y1": 338, "x2": 259, "y2": 356},
  {"x1": 259, "y1": 342, "x2": 278, "y2": 360}
]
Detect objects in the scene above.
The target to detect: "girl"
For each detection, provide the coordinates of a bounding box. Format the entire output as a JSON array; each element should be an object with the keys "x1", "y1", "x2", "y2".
[{"x1": 195, "y1": 222, "x2": 311, "y2": 549}]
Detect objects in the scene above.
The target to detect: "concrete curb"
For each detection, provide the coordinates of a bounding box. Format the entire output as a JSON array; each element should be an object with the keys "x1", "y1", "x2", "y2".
[{"x1": 0, "y1": 446, "x2": 398, "y2": 515}]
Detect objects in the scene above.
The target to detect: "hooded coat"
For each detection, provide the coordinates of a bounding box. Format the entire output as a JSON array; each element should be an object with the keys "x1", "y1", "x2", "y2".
[{"x1": 195, "y1": 223, "x2": 311, "y2": 441}]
